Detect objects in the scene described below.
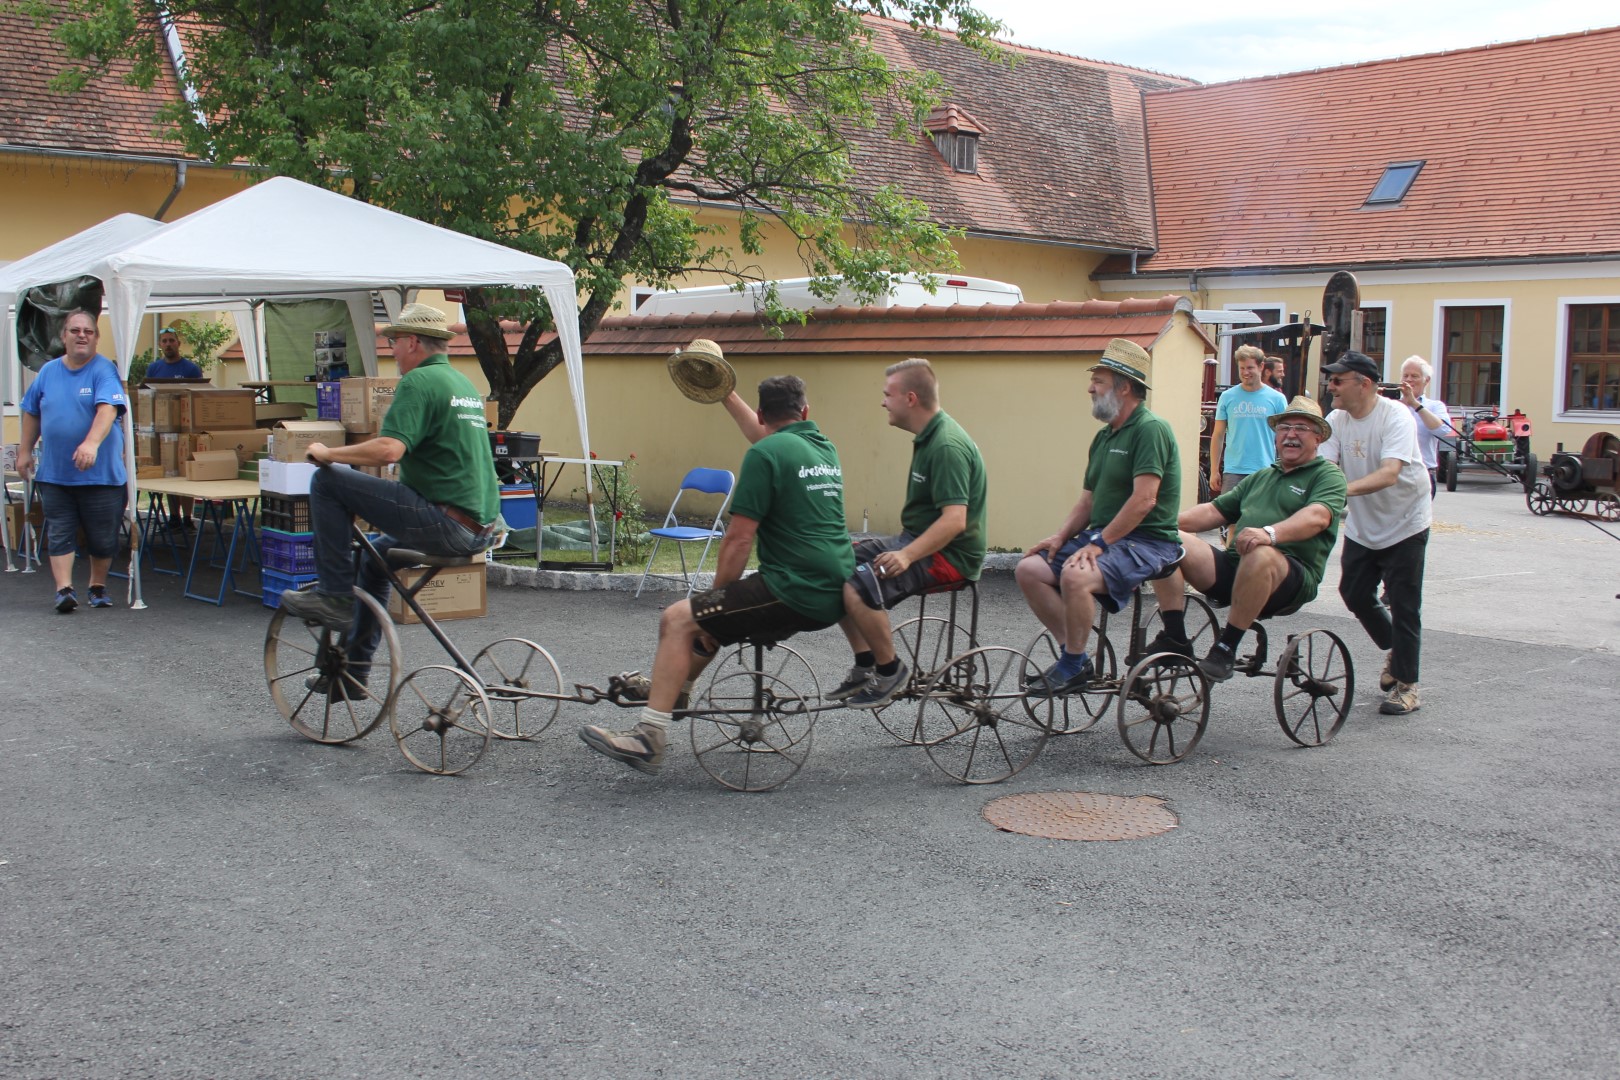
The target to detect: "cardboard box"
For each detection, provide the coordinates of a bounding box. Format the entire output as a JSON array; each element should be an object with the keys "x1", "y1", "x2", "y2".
[
  {"x1": 159, "y1": 432, "x2": 198, "y2": 477},
  {"x1": 341, "y1": 377, "x2": 398, "y2": 433},
  {"x1": 196, "y1": 428, "x2": 270, "y2": 465},
  {"x1": 270, "y1": 420, "x2": 347, "y2": 462},
  {"x1": 184, "y1": 450, "x2": 241, "y2": 482},
  {"x1": 3, "y1": 442, "x2": 19, "y2": 474},
  {"x1": 258, "y1": 458, "x2": 321, "y2": 495},
  {"x1": 135, "y1": 464, "x2": 165, "y2": 480},
  {"x1": 185, "y1": 389, "x2": 256, "y2": 432},
  {"x1": 135, "y1": 386, "x2": 189, "y2": 432},
  {"x1": 133, "y1": 426, "x2": 161, "y2": 465},
  {"x1": 386, "y1": 561, "x2": 487, "y2": 624},
  {"x1": 255, "y1": 402, "x2": 310, "y2": 427}
]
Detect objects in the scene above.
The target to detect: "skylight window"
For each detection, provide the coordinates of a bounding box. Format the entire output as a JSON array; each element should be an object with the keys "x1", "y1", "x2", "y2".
[{"x1": 1365, "y1": 161, "x2": 1424, "y2": 206}]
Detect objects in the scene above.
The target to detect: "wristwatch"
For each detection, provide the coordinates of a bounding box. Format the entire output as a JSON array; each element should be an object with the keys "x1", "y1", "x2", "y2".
[{"x1": 1263, "y1": 525, "x2": 1277, "y2": 545}]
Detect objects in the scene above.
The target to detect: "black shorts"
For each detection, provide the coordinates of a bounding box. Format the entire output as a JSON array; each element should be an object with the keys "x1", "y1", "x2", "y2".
[
  {"x1": 848, "y1": 533, "x2": 968, "y2": 610},
  {"x1": 690, "y1": 575, "x2": 831, "y2": 647},
  {"x1": 1201, "y1": 540, "x2": 1306, "y2": 619}
]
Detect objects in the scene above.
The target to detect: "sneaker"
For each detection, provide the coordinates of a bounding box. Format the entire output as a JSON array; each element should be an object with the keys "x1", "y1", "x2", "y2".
[
  {"x1": 1379, "y1": 681, "x2": 1421, "y2": 715},
  {"x1": 845, "y1": 662, "x2": 911, "y2": 709},
  {"x1": 1196, "y1": 646, "x2": 1236, "y2": 682},
  {"x1": 1143, "y1": 630, "x2": 1195, "y2": 659},
  {"x1": 826, "y1": 664, "x2": 876, "y2": 702},
  {"x1": 305, "y1": 670, "x2": 370, "y2": 701},
  {"x1": 54, "y1": 587, "x2": 77, "y2": 614},
  {"x1": 1025, "y1": 658, "x2": 1096, "y2": 698},
  {"x1": 88, "y1": 585, "x2": 113, "y2": 609},
  {"x1": 615, "y1": 672, "x2": 689, "y2": 712},
  {"x1": 579, "y1": 721, "x2": 666, "y2": 775},
  {"x1": 1379, "y1": 654, "x2": 1397, "y2": 692},
  {"x1": 279, "y1": 587, "x2": 353, "y2": 630}
]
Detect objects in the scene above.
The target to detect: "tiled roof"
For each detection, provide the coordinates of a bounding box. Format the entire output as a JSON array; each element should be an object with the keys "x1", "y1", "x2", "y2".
[
  {"x1": 858, "y1": 19, "x2": 1194, "y2": 252},
  {"x1": 1111, "y1": 26, "x2": 1620, "y2": 274},
  {"x1": 0, "y1": 5, "x2": 187, "y2": 159}
]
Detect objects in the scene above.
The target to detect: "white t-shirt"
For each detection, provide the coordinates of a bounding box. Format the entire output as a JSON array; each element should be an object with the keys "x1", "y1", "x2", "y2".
[
  {"x1": 1407, "y1": 394, "x2": 1454, "y2": 469},
  {"x1": 1320, "y1": 396, "x2": 1432, "y2": 549}
]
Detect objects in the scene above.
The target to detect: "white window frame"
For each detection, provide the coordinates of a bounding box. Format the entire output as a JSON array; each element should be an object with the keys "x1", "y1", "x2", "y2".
[
  {"x1": 1432, "y1": 298, "x2": 1511, "y2": 413},
  {"x1": 1555, "y1": 294, "x2": 1620, "y2": 420}
]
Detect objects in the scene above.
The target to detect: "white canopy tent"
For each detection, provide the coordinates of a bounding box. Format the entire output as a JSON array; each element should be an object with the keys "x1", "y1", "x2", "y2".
[{"x1": 4, "y1": 176, "x2": 590, "y2": 608}]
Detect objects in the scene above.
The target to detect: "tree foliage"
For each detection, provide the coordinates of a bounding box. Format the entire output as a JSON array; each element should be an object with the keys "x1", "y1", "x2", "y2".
[{"x1": 40, "y1": 0, "x2": 1003, "y2": 425}]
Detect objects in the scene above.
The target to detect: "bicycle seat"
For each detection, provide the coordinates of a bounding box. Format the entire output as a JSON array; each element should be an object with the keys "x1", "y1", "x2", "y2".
[{"x1": 385, "y1": 548, "x2": 482, "y2": 569}]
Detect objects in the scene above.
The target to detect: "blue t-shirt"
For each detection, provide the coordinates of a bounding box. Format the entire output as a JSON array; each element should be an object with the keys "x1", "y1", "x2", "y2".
[
  {"x1": 146, "y1": 357, "x2": 203, "y2": 379},
  {"x1": 1215, "y1": 383, "x2": 1288, "y2": 475},
  {"x1": 20, "y1": 355, "x2": 128, "y2": 486}
]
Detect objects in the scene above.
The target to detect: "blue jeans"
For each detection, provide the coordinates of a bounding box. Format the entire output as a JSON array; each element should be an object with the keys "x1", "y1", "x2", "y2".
[
  {"x1": 37, "y1": 482, "x2": 126, "y2": 558},
  {"x1": 308, "y1": 466, "x2": 493, "y2": 665}
]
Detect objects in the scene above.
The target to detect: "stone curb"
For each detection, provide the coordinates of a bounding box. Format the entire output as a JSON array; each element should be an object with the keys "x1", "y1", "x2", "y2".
[{"x1": 484, "y1": 552, "x2": 1023, "y2": 593}]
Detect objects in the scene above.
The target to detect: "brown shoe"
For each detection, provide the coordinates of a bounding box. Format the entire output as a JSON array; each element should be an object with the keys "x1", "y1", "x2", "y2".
[
  {"x1": 616, "y1": 672, "x2": 689, "y2": 712},
  {"x1": 1379, "y1": 681, "x2": 1420, "y2": 715},
  {"x1": 1379, "y1": 653, "x2": 1397, "y2": 692},
  {"x1": 579, "y1": 721, "x2": 667, "y2": 775}
]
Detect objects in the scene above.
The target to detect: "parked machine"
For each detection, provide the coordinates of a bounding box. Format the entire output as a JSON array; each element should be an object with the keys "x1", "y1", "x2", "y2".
[
  {"x1": 1528, "y1": 432, "x2": 1620, "y2": 522},
  {"x1": 1435, "y1": 407, "x2": 1537, "y2": 494}
]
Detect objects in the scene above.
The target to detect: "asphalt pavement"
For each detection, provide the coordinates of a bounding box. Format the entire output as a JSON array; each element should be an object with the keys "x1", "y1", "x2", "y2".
[{"x1": 1, "y1": 479, "x2": 1616, "y2": 1078}]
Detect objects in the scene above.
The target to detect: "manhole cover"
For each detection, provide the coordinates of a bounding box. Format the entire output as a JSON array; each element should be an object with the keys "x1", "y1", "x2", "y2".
[{"x1": 983, "y1": 791, "x2": 1178, "y2": 841}]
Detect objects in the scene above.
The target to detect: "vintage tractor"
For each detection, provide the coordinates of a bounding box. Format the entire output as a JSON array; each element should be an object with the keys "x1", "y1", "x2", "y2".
[
  {"x1": 1527, "y1": 432, "x2": 1620, "y2": 521},
  {"x1": 1435, "y1": 407, "x2": 1536, "y2": 493}
]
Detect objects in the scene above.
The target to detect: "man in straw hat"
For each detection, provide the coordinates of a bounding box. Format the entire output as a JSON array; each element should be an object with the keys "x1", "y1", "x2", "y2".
[
  {"x1": 1146, "y1": 396, "x2": 1348, "y2": 681},
  {"x1": 280, "y1": 304, "x2": 500, "y2": 690},
  {"x1": 829, "y1": 357, "x2": 988, "y2": 710},
  {"x1": 579, "y1": 375, "x2": 853, "y2": 775},
  {"x1": 1319, "y1": 350, "x2": 1431, "y2": 715},
  {"x1": 1015, "y1": 339, "x2": 1183, "y2": 696}
]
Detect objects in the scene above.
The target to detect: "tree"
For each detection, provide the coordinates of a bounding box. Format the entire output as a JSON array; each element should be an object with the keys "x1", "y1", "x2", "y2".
[{"x1": 41, "y1": 0, "x2": 1004, "y2": 426}]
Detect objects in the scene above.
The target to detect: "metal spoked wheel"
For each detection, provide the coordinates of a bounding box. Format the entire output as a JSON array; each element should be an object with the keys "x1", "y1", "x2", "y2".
[
  {"x1": 471, "y1": 637, "x2": 563, "y2": 740},
  {"x1": 916, "y1": 646, "x2": 1052, "y2": 784},
  {"x1": 1116, "y1": 653, "x2": 1210, "y2": 765},
  {"x1": 1137, "y1": 593, "x2": 1219, "y2": 666},
  {"x1": 691, "y1": 648, "x2": 816, "y2": 792},
  {"x1": 390, "y1": 665, "x2": 492, "y2": 775},
  {"x1": 265, "y1": 588, "x2": 400, "y2": 745},
  {"x1": 872, "y1": 616, "x2": 965, "y2": 745},
  {"x1": 1274, "y1": 629, "x2": 1354, "y2": 747},
  {"x1": 1023, "y1": 628, "x2": 1115, "y2": 734},
  {"x1": 1527, "y1": 481, "x2": 1556, "y2": 516},
  {"x1": 1596, "y1": 494, "x2": 1620, "y2": 523}
]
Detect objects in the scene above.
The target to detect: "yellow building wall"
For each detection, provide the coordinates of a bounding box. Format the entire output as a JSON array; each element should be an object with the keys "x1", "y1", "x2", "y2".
[
  {"x1": 1110, "y1": 272, "x2": 1620, "y2": 461},
  {"x1": 503, "y1": 316, "x2": 1211, "y2": 549}
]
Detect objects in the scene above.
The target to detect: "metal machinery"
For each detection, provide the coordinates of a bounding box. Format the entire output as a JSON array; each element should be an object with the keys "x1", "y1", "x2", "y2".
[
  {"x1": 1435, "y1": 407, "x2": 1537, "y2": 494},
  {"x1": 1528, "y1": 432, "x2": 1620, "y2": 521}
]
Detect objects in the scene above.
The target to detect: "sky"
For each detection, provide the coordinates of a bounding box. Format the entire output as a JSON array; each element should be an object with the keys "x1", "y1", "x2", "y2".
[{"x1": 964, "y1": 0, "x2": 1619, "y2": 83}]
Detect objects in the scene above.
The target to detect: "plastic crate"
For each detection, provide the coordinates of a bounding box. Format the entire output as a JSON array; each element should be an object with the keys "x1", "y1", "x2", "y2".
[
  {"x1": 489, "y1": 430, "x2": 541, "y2": 458},
  {"x1": 260, "y1": 493, "x2": 312, "y2": 532},
  {"x1": 261, "y1": 527, "x2": 317, "y2": 575},
  {"x1": 262, "y1": 566, "x2": 319, "y2": 608},
  {"x1": 316, "y1": 381, "x2": 343, "y2": 421}
]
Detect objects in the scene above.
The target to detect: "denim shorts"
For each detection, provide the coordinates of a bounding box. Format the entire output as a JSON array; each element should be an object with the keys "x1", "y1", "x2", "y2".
[
  {"x1": 1049, "y1": 530, "x2": 1183, "y2": 614},
  {"x1": 848, "y1": 533, "x2": 967, "y2": 611},
  {"x1": 37, "y1": 482, "x2": 126, "y2": 558}
]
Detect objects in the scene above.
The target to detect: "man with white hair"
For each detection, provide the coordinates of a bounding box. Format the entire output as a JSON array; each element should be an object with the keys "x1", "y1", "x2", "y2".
[
  {"x1": 1398, "y1": 355, "x2": 1454, "y2": 498},
  {"x1": 1015, "y1": 339, "x2": 1183, "y2": 696}
]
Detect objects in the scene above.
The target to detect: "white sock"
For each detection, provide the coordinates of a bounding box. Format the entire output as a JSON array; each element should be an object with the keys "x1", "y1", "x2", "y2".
[{"x1": 638, "y1": 707, "x2": 672, "y2": 732}]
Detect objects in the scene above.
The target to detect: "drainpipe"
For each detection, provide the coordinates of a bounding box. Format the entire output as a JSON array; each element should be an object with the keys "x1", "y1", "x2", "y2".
[
  {"x1": 152, "y1": 0, "x2": 209, "y2": 220},
  {"x1": 154, "y1": 160, "x2": 187, "y2": 221}
]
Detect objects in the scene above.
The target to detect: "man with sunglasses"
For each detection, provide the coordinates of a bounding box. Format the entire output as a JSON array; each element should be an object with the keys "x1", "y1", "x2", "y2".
[
  {"x1": 1146, "y1": 396, "x2": 1346, "y2": 681},
  {"x1": 1319, "y1": 351, "x2": 1431, "y2": 715}
]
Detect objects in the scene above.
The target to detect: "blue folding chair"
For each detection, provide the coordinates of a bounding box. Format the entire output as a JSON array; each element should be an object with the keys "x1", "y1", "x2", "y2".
[{"x1": 635, "y1": 467, "x2": 735, "y2": 598}]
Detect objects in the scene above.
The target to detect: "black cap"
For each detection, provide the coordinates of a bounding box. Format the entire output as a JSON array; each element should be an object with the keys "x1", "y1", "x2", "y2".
[{"x1": 1321, "y1": 351, "x2": 1381, "y2": 380}]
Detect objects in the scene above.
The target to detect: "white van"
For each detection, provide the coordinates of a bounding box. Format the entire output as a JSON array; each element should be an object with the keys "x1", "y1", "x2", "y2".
[{"x1": 635, "y1": 274, "x2": 1023, "y2": 317}]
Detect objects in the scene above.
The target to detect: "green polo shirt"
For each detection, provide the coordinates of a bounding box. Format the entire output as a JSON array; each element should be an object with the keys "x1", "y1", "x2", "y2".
[
  {"x1": 380, "y1": 354, "x2": 499, "y2": 524},
  {"x1": 1210, "y1": 454, "x2": 1347, "y2": 606},
  {"x1": 1082, "y1": 404, "x2": 1180, "y2": 542},
  {"x1": 901, "y1": 410, "x2": 988, "y2": 581},
  {"x1": 729, "y1": 420, "x2": 855, "y2": 624}
]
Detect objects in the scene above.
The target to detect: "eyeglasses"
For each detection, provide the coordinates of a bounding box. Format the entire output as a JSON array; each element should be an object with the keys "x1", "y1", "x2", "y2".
[
  {"x1": 1326, "y1": 375, "x2": 1360, "y2": 386},
  {"x1": 65, "y1": 327, "x2": 98, "y2": 336},
  {"x1": 1275, "y1": 423, "x2": 1319, "y2": 435}
]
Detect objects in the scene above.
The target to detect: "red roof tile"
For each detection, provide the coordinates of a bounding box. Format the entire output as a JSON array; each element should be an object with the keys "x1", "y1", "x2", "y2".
[
  {"x1": 0, "y1": 5, "x2": 188, "y2": 159},
  {"x1": 1113, "y1": 26, "x2": 1620, "y2": 274}
]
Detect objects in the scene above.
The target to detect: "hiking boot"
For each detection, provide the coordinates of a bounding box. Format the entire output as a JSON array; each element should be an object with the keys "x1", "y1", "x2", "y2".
[
  {"x1": 578, "y1": 721, "x2": 666, "y2": 775},
  {"x1": 846, "y1": 662, "x2": 910, "y2": 709},
  {"x1": 1380, "y1": 681, "x2": 1421, "y2": 715},
  {"x1": 54, "y1": 587, "x2": 77, "y2": 614},
  {"x1": 615, "y1": 672, "x2": 689, "y2": 712},
  {"x1": 1379, "y1": 654, "x2": 1397, "y2": 692},
  {"x1": 1143, "y1": 630, "x2": 1195, "y2": 659},
  {"x1": 826, "y1": 664, "x2": 876, "y2": 702},
  {"x1": 1025, "y1": 658, "x2": 1096, "y2": 698},
  {"x1": 280, "y1": 587, "x2": 353, "y2": 631},
  {"x1": 88, "y1": 584, "x2": 113, "y2": 609},
  {"x1": 1197, "y1": 646, "x2": 1236, "y2": 682}
]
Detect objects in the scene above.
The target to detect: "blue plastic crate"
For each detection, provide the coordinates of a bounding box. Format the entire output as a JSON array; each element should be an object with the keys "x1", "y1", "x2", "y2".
[
  {"x1": 262, "y1": 566, "x2": 319, "y2": 608},
  {"x1": 316, "y1": 381, "x2": 342, "y2": 421},
  {"x1": 261, "y1": 527, "x2": 317, "y2": 575}
]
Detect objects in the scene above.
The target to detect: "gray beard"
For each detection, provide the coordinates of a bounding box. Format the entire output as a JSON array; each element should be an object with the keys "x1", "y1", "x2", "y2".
[{"x1": 1091, "y1": 388, "x2": 1121, "y2": 422}]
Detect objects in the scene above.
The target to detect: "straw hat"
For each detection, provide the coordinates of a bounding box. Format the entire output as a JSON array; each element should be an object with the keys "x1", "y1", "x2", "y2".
[
  {"x1": 1267, "y1": 395, "x2": 1332, "y2": 439},
  {"x1": 380, "y1": 303, "x2": 455, "y2": 340},
  {"x1": 1089, "y1": 338, "x2": 1152, "y2": 390},
  {"x1": 667, "y1": 339, "x2": 737, "y2": 404}
]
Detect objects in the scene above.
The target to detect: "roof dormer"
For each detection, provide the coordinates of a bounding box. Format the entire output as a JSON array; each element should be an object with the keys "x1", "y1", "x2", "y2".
[{"x1": 925, "y1": 104, "x2": 985, "y2": 174}]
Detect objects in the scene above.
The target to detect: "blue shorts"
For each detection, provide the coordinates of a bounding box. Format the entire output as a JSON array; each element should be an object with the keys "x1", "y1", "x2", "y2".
[
  {"x1": 37, "y1": 482, "x2": 126, "y2": 559},
  {"x1": 1048, "y1": 530, "x2": 1183, "y2": 614}
]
